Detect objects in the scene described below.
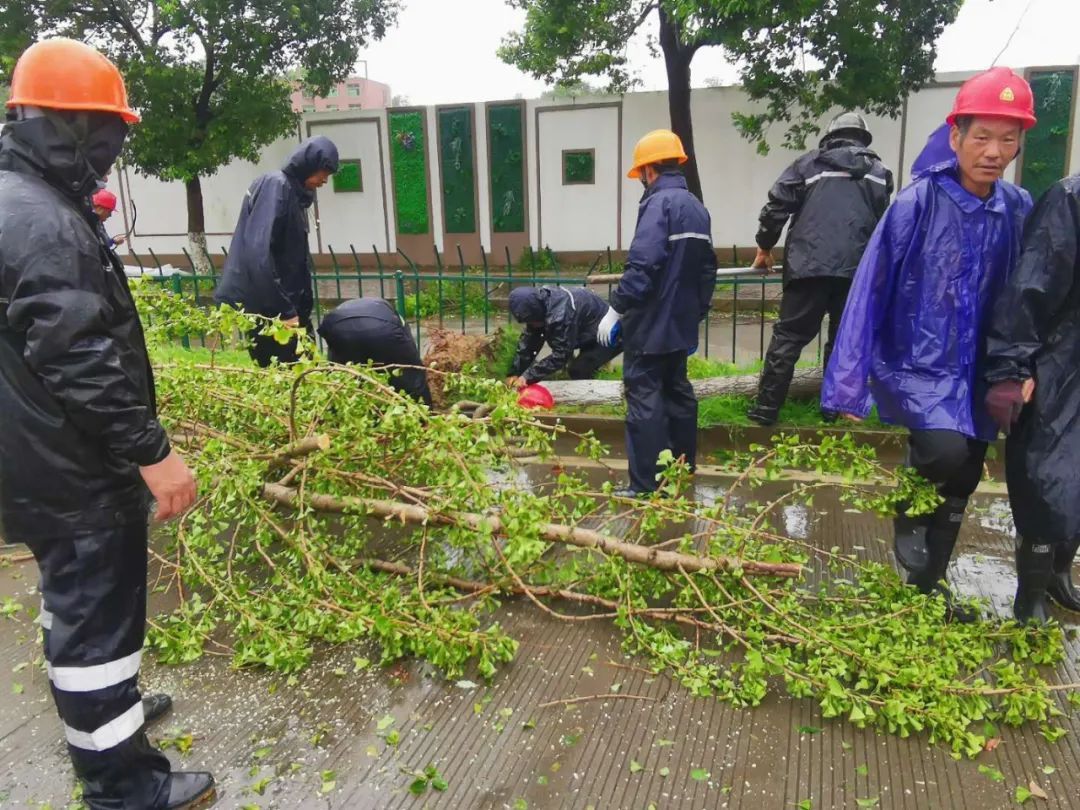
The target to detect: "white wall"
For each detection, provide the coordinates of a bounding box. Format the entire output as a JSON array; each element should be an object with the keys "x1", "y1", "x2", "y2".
[
  {"x1": 110, "y1": 63, "x2": 1078, "y2": 260},
  {"x1": 536, "y1": 104, "x2": 621, "y2": 251}
]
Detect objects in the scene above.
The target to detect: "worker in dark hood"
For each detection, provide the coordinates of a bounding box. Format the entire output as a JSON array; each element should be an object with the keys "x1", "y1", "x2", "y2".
[
  {"x1": 822, "y1": 68, "x2": 1036, "y2": 621},
  {"x1": 317, "y1": 298, "x2": 432, "y2": 406},
  {"x1": 0, "y1": 39, "x2": 214, "y2": 808},
  {"x1": 747, "y1": 112, "x2": 893, "y2": 426},
  {"x1": 599, "y1": 130, "x2": 717, "y2": 496},
  {"x1": 983, "y1": 173, "x2": 1080, "y2": 624},
  {"x1": 505, "y1": 286, "x2": 621, "y2": 387},
  {"x1": 214, "y1": 135, "x2": 339, "y2": 366}
]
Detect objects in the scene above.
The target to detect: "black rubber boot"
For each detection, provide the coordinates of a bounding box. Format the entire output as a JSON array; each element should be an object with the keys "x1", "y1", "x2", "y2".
[
  {"x1": 746, "y1": 405, "x2": 777, "y2": 427},
  {"x1": 1014, "y1": 539, "x2": 1054, "y2": 625},
  {"x1": 165, "y1": 772, "x2": 217, "y2": 809},
  {"x1": 1046, "y1": 537, "x2": 1080, "y2": 612},
  {"x1": 893, "y1": 503, "x2": 932, "y2": 574},
  {"x1": 143, "y1": 693, "x2": 173, "y2": 725},
  {"x1": 906, "y1": 496, "x2": 977, "y2": 623}
]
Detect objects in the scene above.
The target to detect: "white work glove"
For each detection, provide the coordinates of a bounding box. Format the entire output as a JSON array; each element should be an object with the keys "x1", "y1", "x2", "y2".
[{"x1": 597, "y1": 307, "x2": 622, "y2": 347}]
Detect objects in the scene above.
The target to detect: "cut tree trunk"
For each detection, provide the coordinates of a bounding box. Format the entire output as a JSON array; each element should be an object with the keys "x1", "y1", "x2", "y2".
[
  {"x1": 540, "y1": 369, "x2": 824, "y2": 408},
  {"x1": 185, "y1": 176, "x2": 212, "y2": 274},
  {"x1": 262, "y1": 483, "x2": 802, "y2": 579}
]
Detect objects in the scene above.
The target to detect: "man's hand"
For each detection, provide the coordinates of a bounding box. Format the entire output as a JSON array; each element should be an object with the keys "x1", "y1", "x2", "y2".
[
  {"x1": 985, "y1": 379, "x2": 1028, "y2": 435},
  {"x1": 1022, "y1": 378, "x2": 1036, "y2": 403},
  {"x1": 113, "y1": 234, "x2": 126, "y2": 247},
  {"x1": 282, "y1": 316, "x2": 301, "y2": 328},
  {"x1": 140, "y1": 450, "x2": 197, "y2": 522},
  {"x1": 505, "y1": 376, "x2": 526, "y2": 390},
  {"x1": 841, "y1": 413, "x2": 864, "y2": 424},
  {"x1": 752, "y1": 248, "x2": 774, "y2": 271},
  {"x1": 597, "y1": 307, "x2": 622, "y2": 347}
]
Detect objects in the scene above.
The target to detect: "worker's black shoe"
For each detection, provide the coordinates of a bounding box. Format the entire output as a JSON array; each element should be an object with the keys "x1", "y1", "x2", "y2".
[
  {"x1": 143, "y1": 693, "x2": 173, "y2": 725},
  {"x1": 612, "y1": 487, "x2": 651, "y2": 499},
  {"x1": 165, "y1": 772, "x2": 216, "y2": 809},
  {"x1": 1047, "y1": 538, "x2": 1080, "y2": 612},
  {"x1": 893, "y1": 504, "x2": 932, "y2": 573},
  {"x1": 928, "y1": 583, "x2": 978, "y2": 624},
  {"x1": 746, "y1": 406, "x2": 777, "y2": 427},
  {"x1": 906, "y1": 496, "x2": 975, "y2": 623},
  {"x1": 1014, "y1": 540, "x2": 1054, "y2": 625},
  {"x1": 820, "y1": 409, "x2": 838, "y2": 424}
]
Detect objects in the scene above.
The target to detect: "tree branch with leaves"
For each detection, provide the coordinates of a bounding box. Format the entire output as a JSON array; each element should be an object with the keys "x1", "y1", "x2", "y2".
[{"x1": 501, "y1": 0, "x2": 963, "y2": 199}]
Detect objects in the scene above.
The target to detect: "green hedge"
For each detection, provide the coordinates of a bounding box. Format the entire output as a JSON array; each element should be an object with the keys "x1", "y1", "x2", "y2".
[
  {"x1": 488, "y1": 104, "x2": 526, "y2": 233},
  {"x1": 389, "y1": 111, "x2": 430, "y2": 235},
  {"x1": 438, "y1": 107, "x2": 477, "y2": 234}
]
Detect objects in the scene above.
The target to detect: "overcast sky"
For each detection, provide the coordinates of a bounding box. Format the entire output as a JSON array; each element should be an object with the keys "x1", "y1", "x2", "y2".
[{"x1": 357, "y1": 0, "x2": 1080, "y2": 105}]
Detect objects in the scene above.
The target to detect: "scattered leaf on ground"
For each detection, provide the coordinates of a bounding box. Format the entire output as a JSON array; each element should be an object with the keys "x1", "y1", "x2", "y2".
[
  {"x1": 376, "y1": 715, "x2": 395, "y2": 732},
  {"x1": 690, "y1": 768, "x2": 710, "y2": 781},
  {"x1": 1041, "y1": 765, "x2": 1055, "y2": 775},
  {"x1": 985, "y1": 737, "x2": 1002, "y2": 752},
  {"x1": 1028, "y1": 781, "x2": 1048, "y2": 800},
  {"x1": 629, "y1": 760, "x2": 644, "y2": 774},
  {"x1": 1014, "y1": 785, "x2": 1032, "y2": 804},
  {"x1": 455, "y1": 679, "x2": 478, "y2": 689},
  {"x1": 855, "y1": 799, "x2": 879, "y2": 808},
  {"x1": 798, "y1": 801, "x2": 812, "y2": 810},
  {"x1": 855, "y1": 764, "x2": 868, "y2": 777},
  {"x1": 797, "y1": 726, "x2": 823, "y2": 735},
  {"x1": 978, "y1": 764, "x2": 1005, "y2": 783},
  {"x1": 659, "y1": 767, "x2": 670, "y2": 778}
]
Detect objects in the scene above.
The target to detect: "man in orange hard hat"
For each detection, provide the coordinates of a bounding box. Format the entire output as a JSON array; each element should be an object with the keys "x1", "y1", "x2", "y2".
[
  {"x1": 598, "y1": 129, "x2": 717, "y2": 495},
  {"x1": 0, "y1": 39, "x2": 215, "y2": 808},
  {"x1": 92, "y1": 187, "x2": 126, "y2": 248},
  {"x1": 823, "y1": 67, "x2": 1035, "y2": 621}
]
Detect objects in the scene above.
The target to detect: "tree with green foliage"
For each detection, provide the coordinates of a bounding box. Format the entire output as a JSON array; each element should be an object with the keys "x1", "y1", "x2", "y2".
[
  {"x1": 0, "y1": 0, "x2": 400, "y2": 267},
  {"x1": 500, "y1": 0, "x2": 963, "y2": 200}
]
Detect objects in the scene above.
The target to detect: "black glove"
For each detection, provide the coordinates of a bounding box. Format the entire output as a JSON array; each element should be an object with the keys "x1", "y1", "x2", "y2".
[{"x1": 985, "y1": 380, "x2": 1026, "y2": 435}]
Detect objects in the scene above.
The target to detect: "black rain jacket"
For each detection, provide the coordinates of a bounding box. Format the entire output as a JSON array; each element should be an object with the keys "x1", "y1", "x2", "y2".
[
  {"x1": 984, "y1": 175, "x2": 1080, "y2": 540},
  {"x1": 508, "y1": 286, "x2": 609, "y2": 383},
  {"x1": 214, "y1": 137, "x2": 339, "y2": 319},
  {"x1": 317, "y1": 298, "x2": 432, "y2": 406},
  {"x1": 756, "y1": 141, "x2": 893, "y2": 283},
  {"x1": 0, "y1": 127, "x2": 168, "y2": 541}
]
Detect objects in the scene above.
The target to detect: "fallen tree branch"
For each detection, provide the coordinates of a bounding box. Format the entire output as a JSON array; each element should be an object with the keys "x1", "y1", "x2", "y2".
[
  {"x1": 537, "y1": 693, "x2": 658, "y2": 709},
  {"x1": 264, "y1": 484, "x2": 802, "y2": 579}
]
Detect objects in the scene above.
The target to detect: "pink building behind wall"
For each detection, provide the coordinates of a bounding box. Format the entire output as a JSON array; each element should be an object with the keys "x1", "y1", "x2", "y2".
[{"x1": 291, "y1": 76, "x2": 392, "y2": 113}]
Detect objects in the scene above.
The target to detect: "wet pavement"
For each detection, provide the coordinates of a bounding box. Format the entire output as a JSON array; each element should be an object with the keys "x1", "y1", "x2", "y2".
[{"x1": 1, "y1": 466, "x2": 1079, "y2": 809}]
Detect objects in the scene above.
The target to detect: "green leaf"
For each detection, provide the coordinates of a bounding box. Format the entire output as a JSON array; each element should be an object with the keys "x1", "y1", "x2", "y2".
[
  {"x1": 11, "y1": 682, "x2": 23, "y2": 695},
  {"x1": 1015, "y1": 785, "x2": 1032, "y2": 804},
  {"x1": 798, "y1": 801, "x2": 812, "y2": 810},
  {"x1": 1041, "y1": 765, "x2": 1055, "y2": 775},
  {"x1": 629, "y1": 760, "x2": 644, "y2": 774},
  {"x1": 797, "y1": 726, "x2": 822, "y2": 735},
  {"x1": 522, "y1": 719, "x2": 537, "y2": 730},
  {"x1": 431, "y1": 777, "x2": 448, "y2": 792},
  {"x1": 376, "y1": 715, "x2": 395, "y2": 732},
  {"x1": 659, "y1": 767, "x2": 670, "y2": 778},
  {"x1": 690, "y1": 768, "x2": 710, "y2": 781},
  {"x1": 408, "y1": 778, "x2": 428, "y2": 795},
  {"x1": 512, "y1": 800, "x2": 528, "y2": 810},
  {"x1": 978, "y1": 765, "x2": 1004, "y2": 783},
  {"x1": 855, "y1": 764, "x2": 868, "y2": 777},
  {"x1": 855, "y1": 799, "x2": 879, "y2": 808},
  {"x1": 386, "y1": 730, "x2": 400, "y2": 746},
  {"x1": 656, "y1": 739, "x2": 675, "y2": 747}
]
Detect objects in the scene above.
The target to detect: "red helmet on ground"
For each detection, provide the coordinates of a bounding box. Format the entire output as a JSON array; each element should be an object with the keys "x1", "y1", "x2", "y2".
[
  {"x1": 517, "y1": 384, "x2": 555, "y2": 410},
  {"x1": 92, "y1": 188, "x2": 118, "y2": 213},
  {"x1": 946, "y1": 67, "x2": 1036, "y2": 131}
]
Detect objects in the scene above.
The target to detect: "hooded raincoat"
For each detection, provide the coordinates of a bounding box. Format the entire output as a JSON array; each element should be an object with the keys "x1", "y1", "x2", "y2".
[
  {"x1": 984, "y1": 175, "x2": 1080, "y2": 539},
  {"x1": 214, "y1": 137, "x2": 339, "y2": 319},
  {"x1": 756, "y1": 142, "x2": 893, "y2": 282},
  {"x1": 507, "y1": 286, "x2": 611, "y2": 383},
  {"x1": 821, "y1": 161, "x2": 1031, "y2": 440}
]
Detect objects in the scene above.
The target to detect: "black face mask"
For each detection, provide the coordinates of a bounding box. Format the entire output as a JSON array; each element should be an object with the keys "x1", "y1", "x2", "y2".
[{"x1": 7, "y1": 111, "x2": 128, "y2": 197}]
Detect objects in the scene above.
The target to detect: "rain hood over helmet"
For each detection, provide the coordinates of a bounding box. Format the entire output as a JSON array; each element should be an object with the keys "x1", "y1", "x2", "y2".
[{"x1": 820, "y1": 111, "x2": 872, "y2": 148}]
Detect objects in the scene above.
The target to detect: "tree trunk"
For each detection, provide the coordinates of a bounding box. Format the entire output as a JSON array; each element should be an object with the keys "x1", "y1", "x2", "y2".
[
  {"x1": 658, "y1": 8, "x2": 703, "y2": 201},
  {"x1": 185, "y1": 175, "x2": 212, "y2": 274}
]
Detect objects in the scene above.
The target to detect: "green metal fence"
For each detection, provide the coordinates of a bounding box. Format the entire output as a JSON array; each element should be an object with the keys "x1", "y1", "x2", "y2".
[{"x1": 133, "y1": 243, "x2": 822, "y2": 365}]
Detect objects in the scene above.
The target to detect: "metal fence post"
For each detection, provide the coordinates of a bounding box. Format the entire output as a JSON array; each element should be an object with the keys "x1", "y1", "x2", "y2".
[
  {"x1": 394, "y1": 270, "x2": 407, "y2": 320},
  {"x1": 433, "y1": 244, "x2": 445, "y2": 328}
]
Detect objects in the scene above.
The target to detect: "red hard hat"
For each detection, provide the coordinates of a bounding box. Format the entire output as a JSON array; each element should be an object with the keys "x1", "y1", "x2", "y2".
[
  {"x1": 946, "y1": 67, "x2": 1036, "y2": 130},
  {"x1": 92, "y1": 188, "x2": 118, "y2": 213},
  {"x1": 517, "y1": 384, "x2": 555, "y2": 410}
]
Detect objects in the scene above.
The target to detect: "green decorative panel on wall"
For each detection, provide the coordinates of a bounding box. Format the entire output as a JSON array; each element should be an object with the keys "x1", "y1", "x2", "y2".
[
  {"x1": 488, "y1": 104, "x2": 526, "y2": 233},
  {"x1": 562, "y1": 149, "x2": 596, "y2": 185},
  {"x1": 1022, "y1": 70, "x2": 1076, "y2": 202},
  {"x1": 389, "y1": 111, "x2": 430, "y2": 235},
  {"x1": 332, "y1": 160, "x2": 363, "y2": 193},
  {"x1": 438, "y1": 107, "x2": 477, "y2": 233}
]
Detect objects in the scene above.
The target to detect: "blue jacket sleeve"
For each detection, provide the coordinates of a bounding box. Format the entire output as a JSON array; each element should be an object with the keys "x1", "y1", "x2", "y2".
[
  {"x1": 611, "y1": 196, "x2": 670, "y2": 313},
  {"x1": 821, "y1": 192, "x2": 919, "y2": 417}
]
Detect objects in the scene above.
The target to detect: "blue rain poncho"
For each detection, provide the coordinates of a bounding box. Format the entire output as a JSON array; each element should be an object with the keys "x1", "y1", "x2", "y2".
[{"x1": 821, "y1": 160, "x2": 1031, "y2": 440}]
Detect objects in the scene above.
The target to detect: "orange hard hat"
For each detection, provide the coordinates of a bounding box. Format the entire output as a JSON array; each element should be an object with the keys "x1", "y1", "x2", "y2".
[
  {"x1": 92, "y1": 188, "x2": 118, "y2": 213},
  {"x1": 627, "y1": 129, "x2": 688, "y2": 179},
  {"x1": 946, "y1": 67, "x2": 1036, "y2": 131},
  {"x1": 517, "y1": 384, "x2": 555, "y2": 410},
  {"x1": 6, "y1": 38, "x2": 140, "y2": 124}
]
